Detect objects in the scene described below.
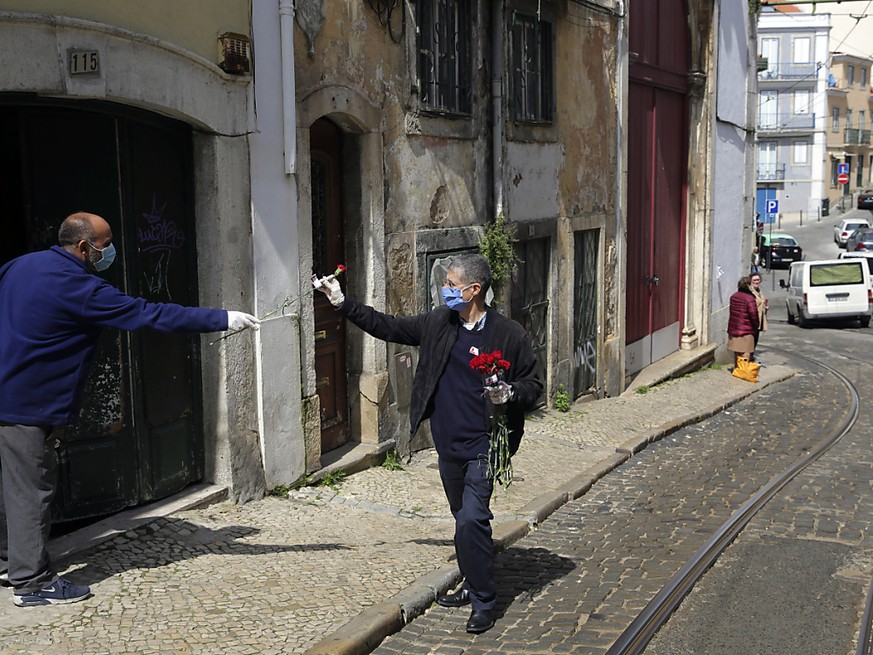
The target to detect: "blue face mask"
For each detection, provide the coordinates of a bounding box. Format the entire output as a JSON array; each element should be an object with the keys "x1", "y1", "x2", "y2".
[
  {"x1": 441, "y1": 284, "x2": 472, "y2": 311},
  {"x1": 89, "y1": 241, "x2": 116, "y2": 272}
]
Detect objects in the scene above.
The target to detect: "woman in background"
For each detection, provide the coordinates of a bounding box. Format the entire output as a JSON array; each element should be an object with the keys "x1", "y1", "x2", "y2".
[
  {"x1": 727, "y1": 276, "x2": 759, "y2": 369},
  {"x1": 749, "y1": 272, "x2": 768, "y2": 360}
]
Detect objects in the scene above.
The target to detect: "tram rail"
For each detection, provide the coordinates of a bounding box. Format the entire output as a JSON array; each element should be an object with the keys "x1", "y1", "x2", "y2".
[{"x1": 606, "y1": 349, "x2": 861, "y2": 655}]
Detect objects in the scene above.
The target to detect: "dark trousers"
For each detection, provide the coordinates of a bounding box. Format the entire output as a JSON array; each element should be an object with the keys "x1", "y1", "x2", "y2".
[
  {"x1": 438, "y1": 457, "x2": 496, "y2": 611},
  {"x1": 0, "y1": 422, "x2": 58, "y2": 593}
]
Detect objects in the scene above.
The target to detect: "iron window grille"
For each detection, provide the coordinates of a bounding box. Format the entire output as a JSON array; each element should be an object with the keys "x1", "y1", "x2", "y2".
[
  {"x1": 416, "y1": 0, "x2": 472, "y2": 115},
  {"x1": 511, "y1": 13, "x2": 554, "y2": 124}
]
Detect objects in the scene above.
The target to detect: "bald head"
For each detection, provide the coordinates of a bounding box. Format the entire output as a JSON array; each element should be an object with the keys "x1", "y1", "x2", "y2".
[
  {"x1": 58, "y1": 212, "x2": 114, "y2": 269},
  {"x1": 58, "y1": 212, "x2": 110, "y2": 247}
]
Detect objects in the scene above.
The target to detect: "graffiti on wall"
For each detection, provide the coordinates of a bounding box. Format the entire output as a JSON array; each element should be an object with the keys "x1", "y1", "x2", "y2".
[{"x1": 138, "y1": 194, "x2": 186, "y2": 300}]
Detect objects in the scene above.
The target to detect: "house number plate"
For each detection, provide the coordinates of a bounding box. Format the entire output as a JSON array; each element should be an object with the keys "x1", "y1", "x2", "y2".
[{"x1": 69, "y1": 51, "x2": 100, "y2": 75}]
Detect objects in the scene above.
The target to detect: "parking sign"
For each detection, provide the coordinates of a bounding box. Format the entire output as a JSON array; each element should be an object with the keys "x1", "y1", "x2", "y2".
[{"x1": 765, "y1": 199, "x2": 779, "y2": 215}]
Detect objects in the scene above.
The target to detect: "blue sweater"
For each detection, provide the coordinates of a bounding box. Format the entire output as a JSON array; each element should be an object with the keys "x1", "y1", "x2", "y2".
[
  {"x1": 429, "y1": 324, "x2": 492, "y2": 462},
  {"x1": 0, "y1": 246, "x2": 228, "y2": 426}
]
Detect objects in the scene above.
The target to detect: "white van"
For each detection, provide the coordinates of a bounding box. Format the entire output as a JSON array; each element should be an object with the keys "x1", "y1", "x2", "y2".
[{"x1": 781, "y1": 259, "x2": 872, "y2": 327}]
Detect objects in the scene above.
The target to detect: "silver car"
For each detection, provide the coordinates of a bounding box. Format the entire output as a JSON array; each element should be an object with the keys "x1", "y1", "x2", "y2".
[
  {"x1": 847, "y1": 228, "x2": 873, "y2": 252},
  {"x1": 834, "y1": 218, "x2": 871, "y2": 247}
]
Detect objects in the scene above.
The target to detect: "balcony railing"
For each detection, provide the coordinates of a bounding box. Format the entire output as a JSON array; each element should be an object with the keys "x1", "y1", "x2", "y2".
[
  {"x1": 758, "y1": 112, "x2": 816, "y2": 131},
  {"x1": 757, "y1": 163, "x2": 786, "y2": 181},
  {"x1": 844, "y1": 128, "x2": 872, "y2": 145},
  {"x1": 757, "y1": 62, "x2": 818, "y2": 81}
]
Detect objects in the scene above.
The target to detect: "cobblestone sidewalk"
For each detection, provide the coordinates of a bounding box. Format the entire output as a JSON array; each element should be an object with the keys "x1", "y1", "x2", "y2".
[{"x1": 0, "y1": 354, "x2": 795, "y2": 655}]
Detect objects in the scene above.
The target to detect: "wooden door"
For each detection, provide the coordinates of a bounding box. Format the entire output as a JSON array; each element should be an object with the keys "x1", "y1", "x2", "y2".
[
  {"x1": 123, "y1": 120, "x2": 202, "y2": 501},
  {"x1": 626, "y1": 0, "x2": 689, "y2": 374},
  {"x1": 310, "y1": 119, "x2": 349, "y2": 453}
]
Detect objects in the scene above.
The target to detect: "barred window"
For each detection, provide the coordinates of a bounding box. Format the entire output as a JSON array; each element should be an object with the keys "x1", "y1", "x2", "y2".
[
  {"x1": 511, "y1": 14, "x2": 554, "y2": 123},
  {"x1": 416, "y1": 0, "x2": 472, "y2": 115}
]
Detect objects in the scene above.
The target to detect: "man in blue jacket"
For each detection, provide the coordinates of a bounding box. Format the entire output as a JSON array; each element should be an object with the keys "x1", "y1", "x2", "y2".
[
  {"x1": 316, "y1": 253, "x2": 542, "y2": 633},
  {"x1": 0, "y1": 212, "x2": 259, "y2": 607}
]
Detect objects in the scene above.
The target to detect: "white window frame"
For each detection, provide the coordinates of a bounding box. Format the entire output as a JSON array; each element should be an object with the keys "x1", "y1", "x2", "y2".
[
  {"x1": 793, "y1": 90, "x2": 810, "y2": 115},
  {"x1": 833, "y1": 106, "x2": 840, "y2": 131},
  {"x1": 792, "y1": 37, "x2": 810, "y2": 64},
  {"x1": 793, "y1": 140, "x2": 809, "y2": 165},
  {"x1": 759, "y1": 91, "x2": 778, "y2": 128},
  {"x1": 760, "y1": 38, "x2": 779, "y2": 77}
]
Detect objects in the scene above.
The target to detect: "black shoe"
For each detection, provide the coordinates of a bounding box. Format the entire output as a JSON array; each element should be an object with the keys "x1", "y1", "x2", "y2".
[
  {"x1": 466, "y1": 609, "x2": 495, "y2": 634},
  {"x1": 437, "y1": 588, "x2": 471, "y2": 608}
]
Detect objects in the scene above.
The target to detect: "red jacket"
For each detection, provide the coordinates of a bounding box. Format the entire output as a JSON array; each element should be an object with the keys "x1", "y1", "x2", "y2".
[{"x1": 728, "y1": 290, "x2": 759, "y2": 336}]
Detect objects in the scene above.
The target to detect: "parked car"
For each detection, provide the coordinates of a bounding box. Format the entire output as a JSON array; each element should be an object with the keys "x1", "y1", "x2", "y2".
[
  {"x1": 846, "y1": 227, "x2": 873, "y2": 252},
  {"x1": 858, "y1": 189, "x2": 873, "y2": 210},
  {"x1": 834, "y1": 217, "x2": 871, "y2": 247},
  {"x1": 781, "y1": 259, "x2": 873, "y2": 328},
  {"x1": 758, "y1": 233, "x2": 803, "y2": 268}
]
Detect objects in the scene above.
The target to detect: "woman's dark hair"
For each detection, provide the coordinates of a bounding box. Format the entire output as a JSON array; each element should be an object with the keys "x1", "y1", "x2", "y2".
[{"x1": 737, "y1": 275, "x2": 752, "y2": 291}]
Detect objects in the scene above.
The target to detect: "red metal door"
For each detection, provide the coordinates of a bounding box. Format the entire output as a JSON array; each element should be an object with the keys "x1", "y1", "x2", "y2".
[
  {"x1": 310, "y1": 118, "x2": 349, "y2": 453},
  {"x1": 626, "y1": 0, "x2": 689, "y2": 373}
]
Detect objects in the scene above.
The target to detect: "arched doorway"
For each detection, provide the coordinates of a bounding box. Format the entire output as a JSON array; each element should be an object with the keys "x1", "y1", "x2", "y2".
[
  {"x1": 625, "y1": 0, "x2": 690, "y2": 376},
  {"x1": 310, "y1": 118, "x2": 350, "y2": 453},
  {"x1": 0, "y1": 100, "x2": 203, "y2": 522}
]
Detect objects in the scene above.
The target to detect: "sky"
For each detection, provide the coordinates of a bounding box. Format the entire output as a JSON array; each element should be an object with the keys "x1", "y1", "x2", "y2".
[
  {"x1": 815, "y1": 1, "x2": 872, "y2": 59},
  {"x1": 769, "y1": 1, "x2": 873, "y2": 59}
]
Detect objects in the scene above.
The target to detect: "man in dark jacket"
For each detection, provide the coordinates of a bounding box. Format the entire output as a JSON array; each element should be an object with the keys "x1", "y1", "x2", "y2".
[
  {"x1": 0, "y1": 212, "x2": 259, "y2": 607},
  {"x1": 315, "y1": 253, "x2": 542, "y2": 633}
]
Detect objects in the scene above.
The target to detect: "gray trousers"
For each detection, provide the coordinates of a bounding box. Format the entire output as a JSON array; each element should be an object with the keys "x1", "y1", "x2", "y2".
[{"x1": 0, "y1": 423, "x2": 59, "y2": 593}]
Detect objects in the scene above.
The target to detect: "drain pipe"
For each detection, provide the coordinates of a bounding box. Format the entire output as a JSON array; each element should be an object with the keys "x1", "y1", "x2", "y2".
[
  {"x1": 279, "y1": 0, "x2": 297, "y2": 174},
  {"x1": 615, "y1": 0, "x2": 627, "y2": 393},
  {"x1": 491, "y1": 0, "x2": 505, "y2": 218}
]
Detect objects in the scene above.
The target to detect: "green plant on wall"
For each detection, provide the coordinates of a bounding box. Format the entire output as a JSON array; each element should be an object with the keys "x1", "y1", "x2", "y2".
[
  {"x1": 554, "y1": 384, "x2": 570, "y2": 412},
  {"x1": 478, "y1": 213, "x2": 520, "y2": 288}
]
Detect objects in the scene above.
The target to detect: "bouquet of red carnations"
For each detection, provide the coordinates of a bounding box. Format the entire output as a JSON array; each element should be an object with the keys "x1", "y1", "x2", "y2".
[{"x1": 470, "y1": 349, "x2": 513, "y2": 487}]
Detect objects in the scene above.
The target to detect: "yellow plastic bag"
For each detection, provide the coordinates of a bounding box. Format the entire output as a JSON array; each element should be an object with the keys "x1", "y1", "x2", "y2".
[{"x1": 732, "y1": 356, "x2": 761, "y2": 383}]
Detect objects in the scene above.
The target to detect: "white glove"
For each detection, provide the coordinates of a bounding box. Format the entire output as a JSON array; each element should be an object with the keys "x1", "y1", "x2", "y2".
[
  {"x1": 313, "y1": 275, "x2": 345, "y2": 307},
  {"x1": 484, "y1": 381, "x2": 514, "y2": 405},
  {"x1": 227, "y1": 311, "x2": 261, "y2": 331}
]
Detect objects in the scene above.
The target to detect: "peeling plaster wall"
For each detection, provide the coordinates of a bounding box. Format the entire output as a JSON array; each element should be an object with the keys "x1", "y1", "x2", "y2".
[
  {"x1": 503, "y1": 2, "x2": 621, "y2": 398},
  {"x1": 291, "y1": 0, "x2": 623, "y2": 456}
]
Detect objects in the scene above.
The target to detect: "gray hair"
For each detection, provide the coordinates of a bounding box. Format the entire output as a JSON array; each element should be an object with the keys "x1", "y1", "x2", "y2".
[
  {"x1": 448, "y1": 253, "x2": 493, "y2": 296},
  {"x1": 58, "y1": 213, "x2": 94, "y2": 247}
]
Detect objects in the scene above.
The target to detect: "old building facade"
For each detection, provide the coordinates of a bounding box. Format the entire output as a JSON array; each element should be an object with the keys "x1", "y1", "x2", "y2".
[
  {"x1": 0, "y1": 1, "x2": 264, "y2": 521},
  {"x1": 825, "y1": 53, "x2": 873, "y2": 212},
  {"x1": 0, "y1": 0, "x2": 754, "y2": 515}
]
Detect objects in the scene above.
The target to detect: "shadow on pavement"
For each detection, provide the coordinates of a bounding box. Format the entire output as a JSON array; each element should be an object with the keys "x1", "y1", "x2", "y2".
[
  {"x1": 493, "y1": 546, "x2": 577, "y2": 615},
  {"x1": 59, "y1": 517, "x2": 353, "y2": 587}
]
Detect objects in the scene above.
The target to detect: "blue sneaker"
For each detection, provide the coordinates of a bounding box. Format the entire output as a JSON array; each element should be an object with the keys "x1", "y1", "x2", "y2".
[{"x1": 13, "y1": 578, "x2": 91, "y2": 607}]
